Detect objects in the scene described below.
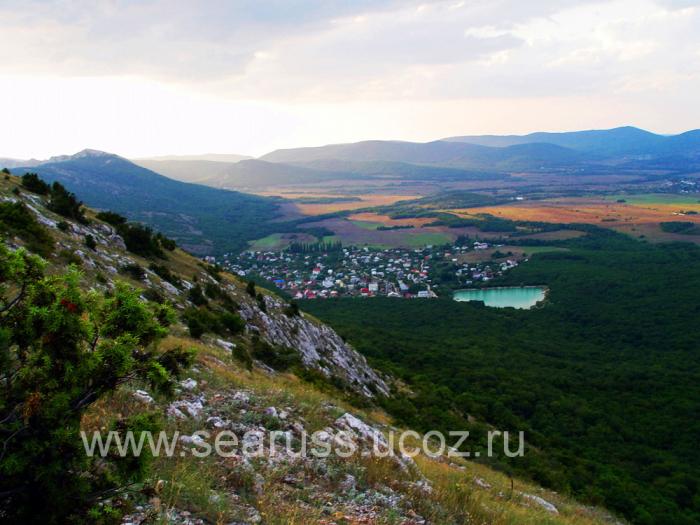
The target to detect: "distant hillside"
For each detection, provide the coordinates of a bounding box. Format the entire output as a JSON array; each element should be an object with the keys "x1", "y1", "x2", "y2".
[
  {"x1": 145, "y1": 156, "x2": 511, "y2": 189},
  {"x1": 138, "y1": 153, "x2": 252, "y2": 162},
  {"x1": 133, "y1": 159, "x2": 243, "y2": 184},
  {"x1": 291, "y1": 159, "x2": 511, "y2": 181},
  {"x1": 0, "y1": 157, "x2": 41, "y2": 169},
  {"x1": 443, "y1": 126, "x2": 700, "y2": 158},
  {"x1": 14, "y1": 150, "x2": 281, "y2": 255},
  {"x1": 197, "y1": 159, "x2": 366, "y2": 189},
  {"x1": 134, "y1": 154, "x2": 253, "y2": 184},
  {"x1": 262, "y1": 140, "x2": 587, "y2": 170}
]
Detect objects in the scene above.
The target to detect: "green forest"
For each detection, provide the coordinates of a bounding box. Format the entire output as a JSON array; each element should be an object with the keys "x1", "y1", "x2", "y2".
[{"x1": 304, "y1": 229, "x2": 700, "y2": 525}]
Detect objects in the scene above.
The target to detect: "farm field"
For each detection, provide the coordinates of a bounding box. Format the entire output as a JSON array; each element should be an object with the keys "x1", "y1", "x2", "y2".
[
  {"x1": 248, "y1": 232, "x2": 317, "y2": 251},
  {"x1": 446, "y1": 196, "x2": 700, "y2": 242},
  {"x1": 347, "y1": 212, "x2": 435, "y2": 228},
  {"x1": 302, "y1": 217, "x2": 453, "y2": 248},
  {"x1": 256, "y1": 191, "x2": 419, "y2": 216},
  {"x1": 457, "y1": 245, "x2": 569, "y2": 263}
]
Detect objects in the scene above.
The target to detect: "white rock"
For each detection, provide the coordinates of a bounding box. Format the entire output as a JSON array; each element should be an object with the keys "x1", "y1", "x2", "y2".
[
  {"x1": 232, "y1": 391, "x2": 250, "y2": 404},
  {"x1": 521, "y1": 493, "x2": 558, "y2": 514},
  {"x1": 161, "y1": 281, "x2": 179, "y2": 295},
  {"x1": 179, "y1": 434, "x2": 206, "y2": 446},
  {"x1": 474, "y1": 477, "x2": 492, "y2": 489},
  {"x1": 167, "y1": 396, "x2": 205, "y2": 419},
  {"x1": 133, "y1": 390, "x2": 154, "y2": 404},
  {"x1": 263, "y1": 406, "x2": 278, "y2": 418},
  {"x1": 216, "y1": 338, "x2": 236, "y2": 351},
  {"x1": 180, "y1": 378, "x2": 198, "y2": 391},
  {"x1": 334, "y1": 413, "x2": 388, "y2": 448}
]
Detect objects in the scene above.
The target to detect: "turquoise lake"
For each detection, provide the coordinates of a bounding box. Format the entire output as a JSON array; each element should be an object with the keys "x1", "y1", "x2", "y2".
[{"x1": 453, "y1": 287, "x2": 546, "y2": 309}]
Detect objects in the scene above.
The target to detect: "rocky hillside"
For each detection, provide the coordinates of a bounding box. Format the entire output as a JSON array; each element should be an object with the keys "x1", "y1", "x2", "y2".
[{"x1": 0, "y1": 173, "x2": 622, "y2": 524}]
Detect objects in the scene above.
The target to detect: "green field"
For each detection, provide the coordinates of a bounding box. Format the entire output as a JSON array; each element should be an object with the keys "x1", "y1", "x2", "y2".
[
  {"x1": 603, "y1": 193, "x2": 700, "y2": 205},
  {"x1": 248, "y1": 233, "x2": 287, "y2": 251}
]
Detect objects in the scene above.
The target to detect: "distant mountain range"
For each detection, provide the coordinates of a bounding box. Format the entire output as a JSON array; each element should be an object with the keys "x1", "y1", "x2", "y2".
[
  {"x1": 259, "y1": 126, "x2": 700, "y2": 172},
  {"x1": 10, "y1": 150, "x2": 280, "y2": 255},
  {"x1": 442, "y1": 126, "x2": 700, "y2": 157},
  {"x1": 133, "y1": 154, "x2": 252, "y2": 184}
]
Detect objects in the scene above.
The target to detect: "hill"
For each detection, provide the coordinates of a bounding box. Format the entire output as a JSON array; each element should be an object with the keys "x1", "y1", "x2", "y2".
[
  {"x1": 133, "y1": 154, "x2": 253, "y2": 184},
  {"x1": 12, "y1": 150, "x2": 281, "y2": 255},
  {"x1": 443, "y1": 126, "x2": 700, "y2": 158},
  {"x1": 262, "y1": 139, "x2": 588, "y2": 170},
  {"x1": 0, "y1": 173, "x2": 617, "y2": 524}
]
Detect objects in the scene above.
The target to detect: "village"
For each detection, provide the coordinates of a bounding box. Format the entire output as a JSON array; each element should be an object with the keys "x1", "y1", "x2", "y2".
[{"x1": 216, "y1": 240, "x2": 522, "y2": 300}]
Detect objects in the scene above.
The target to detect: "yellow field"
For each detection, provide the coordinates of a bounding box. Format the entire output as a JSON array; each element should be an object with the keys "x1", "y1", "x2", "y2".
[
  {"x1": 450, "y1": 197, "x2": 700, "y2": 225},
  {"x1": 256, "y1": 192, "x2": 419, "y2": 216},
  {"x1": 347, "y1": 211, "x2": 434, "y2": 227}
]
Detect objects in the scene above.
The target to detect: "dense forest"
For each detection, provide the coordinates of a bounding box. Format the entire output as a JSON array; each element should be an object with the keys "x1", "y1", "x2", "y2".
[{"x1": 304, "y1": 229, "x2": 700, "y2": 525}]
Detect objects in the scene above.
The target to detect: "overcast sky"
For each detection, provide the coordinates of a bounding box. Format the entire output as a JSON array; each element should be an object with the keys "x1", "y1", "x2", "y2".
[{"x1": 1, "y1": 0, "x2": 698, "y2": 158}]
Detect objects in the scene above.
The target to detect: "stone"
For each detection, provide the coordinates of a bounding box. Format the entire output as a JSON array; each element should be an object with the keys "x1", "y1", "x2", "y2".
[
  {"x1": 133, "y1": 390, "x2": 154, "y2": 404},
  {"x1": 521, "y1": 493, "x2": 558, "y2": 514}
]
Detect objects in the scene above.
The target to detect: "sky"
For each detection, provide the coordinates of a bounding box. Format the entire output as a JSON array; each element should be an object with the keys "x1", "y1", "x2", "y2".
[{"x1": 1, "y1": 0, "x2": 699, "y2": 159}]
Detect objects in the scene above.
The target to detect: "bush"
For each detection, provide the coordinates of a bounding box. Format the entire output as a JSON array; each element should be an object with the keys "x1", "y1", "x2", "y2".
[
  {"x1": 246, "y1": 280, "x2": 256, "y2": 297},
  {"x1": 250, "y1": 337, "x2": 301, "y2": 371},
  {"x1": 220, "y1": 311, "x2": 245, "y2": 335},
  {"x1": 155, "y1": 232, "x2": 176, "y2": 251},
  {"x1": 187, "y1": 284, "x2": 208, "y2": 306},
  {"x1": 256, "y1": 292, "x2": 267, "y2": 312},
  {"x1": 0, "y1": 201, "x2": 53, "y2": 257},
  {"x1": 204, "y1": 281, "x2": 223, "y2": 300},
  {"x1": 120, "y1": 223, "x2": 164, "y2": 258},
  {"x1": 47, "y1": 181, "x2": 88, "y2": 224},
  {"x1": 1, "y1": 167, "x2": 10, "y2": 175},
  {"x1": 182, "y1": 306, "x2": 245, "y2": 339},
  {"x1": 119, "y1": 263, "x2": 145, "y2": 281},
  {"x1": 96, "y1": 210, "x2": 127, "y2": 227},
  {"x1": 21, "y1": 172, "x2": 50, "y2": 195},
  {"x1": 84, "y1": 234, "x2": 97, "y2": 250},
  {"x1": 149, "y1": 263, "x2": 180, "y2": 287},
  {"x1": 56, "y1": 220, "x2": 69, "y2": 232},
  {"x1": 284, "y1": 301, "x2": 301, "y2": 317},
  {"x1": 0, "y1": 246, "x2": 194, "y2": 523}
]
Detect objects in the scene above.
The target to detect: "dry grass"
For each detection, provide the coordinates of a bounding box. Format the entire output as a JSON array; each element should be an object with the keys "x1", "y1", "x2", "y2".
[{"x1": 450, "y1": 197, "x2": 700, "y2": 226}]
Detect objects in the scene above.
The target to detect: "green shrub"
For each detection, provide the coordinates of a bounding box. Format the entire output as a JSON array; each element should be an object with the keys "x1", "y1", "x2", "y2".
[
  {"x1": 119, "y1": 263, "x2": 145, "y2": 281},
  {"x1": 220, "y1": 311, "x2": 245, "y2": 335},
  {"x1": 120, "y1": 223, "x2": 164, "y2": 258},
  {"x1": 0, "y1": 246, "x2": 194, "y2": 523},
  {"x1": 256, "y1": 292, "x2": 267, "y2": 312},
  {"x1": 204, "y1": 281, "x2": 222, "y2": 300},
  {"x1": 84, "y1": 234, "x2": 97, "y2": 250},
  {"x1": 187, "y1": 284, "x2": 208, "y2": 306},
  {"x1": 284, "y1": 301, "x2": 300, "y2": 317},
  {"x1": 21, "y1": 172, "x2": 50, "y2": 195},
  {"x1": 96, "y1": 210, "x2": 127, "y2": 227},
  {"x1": 149, "y1": 263, "x2": 180, "y2": 287},
  {"x1": 246, "y1": 280, "x2": 256, "y2": 297},
  {"x1": 56, "y1": 220, "x2": 69, "y2": 232},
  {"x1": 0, "y1": 201, "x2": 53, "y2": 257},
  {"x1": 47, "y1": 181, "x2": 88, "y2": 224},
  {"x1": 250, "y1": 336, "x2": 300, "y2": 371}
]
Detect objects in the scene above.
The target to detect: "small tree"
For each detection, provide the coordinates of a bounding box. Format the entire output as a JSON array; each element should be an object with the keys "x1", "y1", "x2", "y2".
[
  {"x1": 47, "y1": 181, "x2": 87, "y2": 224},
  {"x1": 0, "y1": 246, "x2": 194, "y2": 523},
  {"x1": 246, "y1": 280, "x2": 256, "y2": 297},
  {"x1": 84, "y1": 234, "x2": 97, "y2": 250},
  {"x1": 20, "y1": 172, "x2": 50, "y2": 195}
]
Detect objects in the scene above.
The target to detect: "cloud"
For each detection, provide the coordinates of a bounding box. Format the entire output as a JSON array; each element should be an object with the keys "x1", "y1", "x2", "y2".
[{"x1": 1, "y1": 0, "x2": 699, "y2": 157}]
